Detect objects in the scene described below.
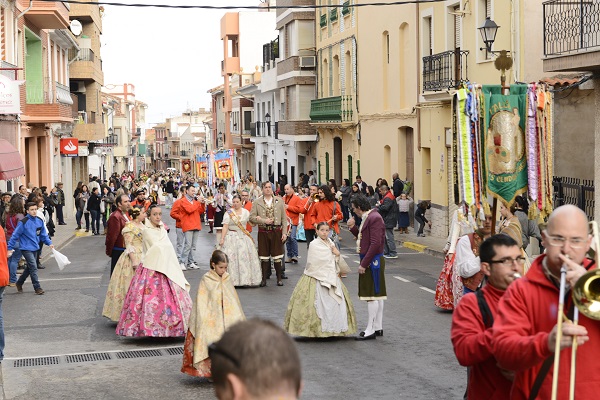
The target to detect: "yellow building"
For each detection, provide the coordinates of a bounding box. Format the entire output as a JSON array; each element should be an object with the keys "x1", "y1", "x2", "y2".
[{"x1": 416, "y1": 0, "x2": 545, "y2": 237}]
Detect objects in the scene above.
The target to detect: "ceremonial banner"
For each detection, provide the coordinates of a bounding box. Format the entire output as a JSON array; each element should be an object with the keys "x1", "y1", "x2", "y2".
[
  {"x1": 214, "y1": 151, "x2": 234, "y2": 179},
  {"x1": 182, "y1": 159, "x2": 192, "y2": 174},
  {"x1": 196, "y1": 155, "x2": 208, "y2": 178},
  {"x1": 481, "y1": 84, "x2": 528, "y2": 205}
]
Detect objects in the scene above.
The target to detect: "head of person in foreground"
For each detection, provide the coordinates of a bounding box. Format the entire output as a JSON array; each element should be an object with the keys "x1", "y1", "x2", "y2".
[{"x1": 211, "y1": 319, "x2": 302, "y2": 400}]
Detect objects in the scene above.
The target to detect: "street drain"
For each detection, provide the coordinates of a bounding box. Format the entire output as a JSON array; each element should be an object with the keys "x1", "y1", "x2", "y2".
[
  {"x1": 13, "y1": 356, "x2": 60, "y2": 368},
  {"x1": 115, "y1": 349, "x2": 162, "y2": 359},
  {"x1": 65, "y1": 353, "x2": 112, "y2": 363},
  {"x1": 166, "y1": 347, "x2": 184, "y2": 356},
  {"x1": 9, "y1": 346, "x2": 184, "y2": 368}
]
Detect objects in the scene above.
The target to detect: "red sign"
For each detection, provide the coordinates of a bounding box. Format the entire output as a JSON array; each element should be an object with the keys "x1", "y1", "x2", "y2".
[{"x1": 60, "y1": 138, "x2": 79, "y2": 156}]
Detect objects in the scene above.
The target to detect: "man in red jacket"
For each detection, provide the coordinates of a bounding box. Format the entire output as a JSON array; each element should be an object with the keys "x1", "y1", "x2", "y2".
[
  {"x1": 451, "y1": 234, "x2": 523, "y2": 400},
  {"x1": 105, "y1": 194, "x2": 131, "y2": 275},
  {"x1": 283, "y1": 184, "x2": 303, "y2": 263},
  {"x1": 170, "y1": 184, "x2": 205, "y2": 271},
  {"x1": 492, "y1": 205, "x2": 598, "y2": 399},
  {"x1": 299, "y1": 185, "x2": 319, "y2": 248}
]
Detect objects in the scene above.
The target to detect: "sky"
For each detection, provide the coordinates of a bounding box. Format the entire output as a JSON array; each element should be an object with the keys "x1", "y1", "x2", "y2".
[{"x1": 100, "y1": 0, "x2": 262, "y2": 127}]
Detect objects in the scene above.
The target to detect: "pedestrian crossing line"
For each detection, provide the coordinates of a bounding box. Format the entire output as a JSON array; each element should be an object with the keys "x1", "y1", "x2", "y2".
[
  {"x1": 38, "y1": 276, "x2": 103, "y2": 282},
  {"x1": 393, "y1": 276, "x2": 410, "y2": 283},
  {"x1": 419, "y1": 286, "x2": 436, "y2": 294}
]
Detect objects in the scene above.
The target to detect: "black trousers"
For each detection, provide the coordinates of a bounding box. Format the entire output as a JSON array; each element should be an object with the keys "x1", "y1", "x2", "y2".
[
  {"x1": 305, "y1": 229, "x2": 316, "y2": 248},
  {"x1": 110, "y1": 249, "x2": 124, "y2": 276},
  {"x1": 55, "y1": 205, "x2": 65, "y2": 224}
]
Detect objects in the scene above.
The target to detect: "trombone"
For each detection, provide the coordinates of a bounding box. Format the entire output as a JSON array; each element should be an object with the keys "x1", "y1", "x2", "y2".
[{"x1": 552, "y1": 221, "x2": 600, "y2": 400}]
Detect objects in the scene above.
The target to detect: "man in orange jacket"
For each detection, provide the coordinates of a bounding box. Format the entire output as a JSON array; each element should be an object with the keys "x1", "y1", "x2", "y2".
[
  {"x1": 170, "y1": 184, "x2": 205, "y2": 271},
  {"x1": 283, "y1": 184, "x2": 303, "y2": 263},
  {"x1": 451, "y1": 235, "x2": 523, "y2": 400},
  {"x1": 0, "y1": 223, "x2": 9, "y2": 361},
  {"x1": 300, "y1": 184, "x2": 319, "y2": 248}
]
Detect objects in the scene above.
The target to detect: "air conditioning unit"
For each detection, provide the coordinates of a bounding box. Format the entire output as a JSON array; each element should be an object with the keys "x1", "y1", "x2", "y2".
[{"x1": 299, "y1": 56, "x2": 316, "y2": 68}]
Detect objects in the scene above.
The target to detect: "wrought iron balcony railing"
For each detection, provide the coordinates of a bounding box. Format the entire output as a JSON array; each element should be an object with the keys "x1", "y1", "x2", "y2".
[
  {"x1": 422, "y1": 50, "x2": 469, "y2": 92},
  {"x1": 543, "y1": 0, "x2": 600, "y2": 56}
]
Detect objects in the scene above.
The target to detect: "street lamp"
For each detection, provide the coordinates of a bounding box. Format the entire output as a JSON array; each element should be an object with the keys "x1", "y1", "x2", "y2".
[
  {"x1": 477, "y1": 17, "x2": 513, "y2": 90},
  {"x1": 265, "y1": 113, "x2": 271, "y2": 136}
]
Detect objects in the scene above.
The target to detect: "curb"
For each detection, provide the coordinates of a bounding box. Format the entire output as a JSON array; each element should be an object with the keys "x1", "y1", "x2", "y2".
[
  {"x1": 402, "y1": 241, "x2": 428, "y2": 253},
  {"x1": 397, "y1": 239, "x2": 445, "y2": 259}
]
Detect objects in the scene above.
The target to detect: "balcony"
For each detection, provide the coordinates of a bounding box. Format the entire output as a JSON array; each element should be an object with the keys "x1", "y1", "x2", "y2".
[
  {"x1": 251, "y1": 121, "x2": 279, "y2": 138},
  {"x1": 26, "y1": 1, "x2": 70, "y2": 29},
  {"x1": 221, "y1": 56, "x2": 240, "y2": 76},
  {"x1": 543, "y1": 0, "x2": 600, "y2": 72},
  {"x1": 422, "y1": 50, "x2": 469, "y2": 92},
  {"x1": 310, "y1": 96, "x2": 354, "y2": 123},
  {"x1": 69, "y1": 47, "x2": 104, "y2": 84},
  {"x1": 22, "y1": 80, "x2": 74, "y2": 123}
]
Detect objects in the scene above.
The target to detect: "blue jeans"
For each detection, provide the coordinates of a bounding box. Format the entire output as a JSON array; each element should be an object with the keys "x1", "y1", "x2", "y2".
[
  {"x1": 182, "y1": 230, "x2": 199, "y2": 265},
  {"x1": 76, "y1": 208, "x2": 83, "y2": 226},
  {"x1": 8, "y1": 240, "x2": 21, "y2": 284},
  {"x1": 384, "y1": 228, "x2": 397, "y2": 256},
  {"x1": 17, "y1": 250, "x2": 41, "y2": 290},
  {"x1": 286, "y1": 225, "x2": 298, "y2": 258},
  {"x1": 90, "y1": 210, "x2": 100, "y2": 233},
  {"x1": 0, "y1": 286, "x2": 4, "y2": 361}
]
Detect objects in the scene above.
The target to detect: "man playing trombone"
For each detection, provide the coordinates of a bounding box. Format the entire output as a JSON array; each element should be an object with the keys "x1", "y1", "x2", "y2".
[
  {"x1": 492, "y1": 205, "x2": 598, "y2": 399},
  {"x1": 451, "y1": 234, "x2": 524, "y2": 399}
]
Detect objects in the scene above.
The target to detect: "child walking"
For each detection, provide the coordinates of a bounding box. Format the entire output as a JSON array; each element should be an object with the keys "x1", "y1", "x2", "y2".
[{"x1": 181, "y1": 250, "x2": 245, "y2": 378}]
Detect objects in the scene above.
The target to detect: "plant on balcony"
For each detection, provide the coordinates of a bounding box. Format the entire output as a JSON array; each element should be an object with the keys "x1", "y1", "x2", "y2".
[
  {"x1": 320, "y1": 14, "x2": 327, "y2": 28},
  {"x1": 330, "y1": 8, "x2": 338, "y2": 22}
]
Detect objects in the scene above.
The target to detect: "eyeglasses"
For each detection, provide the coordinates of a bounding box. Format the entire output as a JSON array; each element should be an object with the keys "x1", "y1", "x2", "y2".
[
  {"x1": 488, "y1": 257, "x2": 527, "y2": 267},
  {"x1": 208, "y1": 342, "x2": 241, "y2": 369},
  {"x1": 546, "y1": 235, "x2": 588, "y2": 249}
]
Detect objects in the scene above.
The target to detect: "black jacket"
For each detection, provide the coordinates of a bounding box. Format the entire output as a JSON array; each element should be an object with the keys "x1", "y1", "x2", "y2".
[
  {"x1": 87, "y1": 193, "x2": 101, "y2": 212},
  {"x1": 392, "y1": 178, "x2": 404, "y2": 198},
  {"x1": 378, "y1": 193, "x2": 398, "y2": 229}
]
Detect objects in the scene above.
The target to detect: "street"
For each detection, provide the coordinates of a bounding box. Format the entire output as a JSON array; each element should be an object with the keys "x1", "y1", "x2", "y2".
[{"x1": 1, "y1": 208, "x2": 465, "y2": 400}]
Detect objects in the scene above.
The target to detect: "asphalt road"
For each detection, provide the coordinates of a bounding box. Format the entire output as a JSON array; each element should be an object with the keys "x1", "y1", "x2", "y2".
[{"x1": 0, "y1": 209, "x2": 465, "y2": 400}]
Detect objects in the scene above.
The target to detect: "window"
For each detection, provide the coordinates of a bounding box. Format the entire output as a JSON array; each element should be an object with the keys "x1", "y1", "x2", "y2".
[
  {"x1": 479, "y1": 0, "x2": 492, "y2": 59},
  {"x1": 423, "y1": 16, "x2": 433, "y2": 57}
]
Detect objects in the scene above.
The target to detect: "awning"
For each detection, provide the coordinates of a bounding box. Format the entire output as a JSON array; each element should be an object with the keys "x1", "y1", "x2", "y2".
[{"x1": 0, "y1": 139, "x2": 25, "y2": 180}]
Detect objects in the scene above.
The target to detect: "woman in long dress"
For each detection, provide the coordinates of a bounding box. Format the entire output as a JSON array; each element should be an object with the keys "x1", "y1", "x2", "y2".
[
  {"x1": 102, "y1": 207, "x2": 146, "y2": 322},
  {"x1": 284, "y1": 222, "x2": 357, "y2": 337},
  {"x1": 217, "y1": 195, "x2": 262, "y2": 287},
  {"x1": 117, "y1": 205, "x2": 193, "y2": 337},
  {"x1": 181, "y1": 250, "x2": 245, "y2": 378}
]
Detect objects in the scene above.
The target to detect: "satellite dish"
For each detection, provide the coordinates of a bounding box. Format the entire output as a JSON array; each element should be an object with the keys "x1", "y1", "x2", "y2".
[{"x1": 70, "y1": 20, "x2": 83, "y2": 36}]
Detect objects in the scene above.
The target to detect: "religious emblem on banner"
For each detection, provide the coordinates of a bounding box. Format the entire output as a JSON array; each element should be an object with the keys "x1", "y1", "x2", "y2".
[
  {"x1": 182, "y1": 159, "x2": 192, "y2": 173},
  {"x1": 482, "y1": 85, "x2": 528, "y2": 205},
  {"x1": 196, "y1": 155, "x2": 208, "y2": 178},
  {"x1": 214, "y1": 151, "x2": 234, "y2": 179}
]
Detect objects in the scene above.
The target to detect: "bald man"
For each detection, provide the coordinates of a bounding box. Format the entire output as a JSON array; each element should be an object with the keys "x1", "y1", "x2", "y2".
[{"x1": 492, "y1": 205, "x2": 599, "y2": 399}]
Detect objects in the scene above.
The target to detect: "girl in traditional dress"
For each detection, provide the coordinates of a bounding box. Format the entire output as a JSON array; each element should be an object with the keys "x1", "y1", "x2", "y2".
[
  {"x1": 284, "y1": 222, "x2": 357, "y2": 338},
  {"x1": 434, "y1": 203, "x2": 477, "y2": 310},
  {"x1": 181, "y1": 250, "x2": 245, "y2": 378},
  {"x1": 116, "y1": 205, "x2": 192, "y2": 337},
  {"x1": 102, "y1": 207, "x2": 146, "y2": 322},
  {"x1": 499, "y1": 202, "x2": 523, "y2": 248},
  {"x1": 217, "y1": 195, "x2": 262, "y2": 287}
]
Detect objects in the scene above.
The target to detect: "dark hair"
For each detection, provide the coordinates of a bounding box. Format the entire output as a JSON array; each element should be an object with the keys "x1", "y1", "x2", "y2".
[
  {"x1": 210, "y1": 250, "x2": 229, "y2": 268},
  {"x1": 366, "y1": 185, "x2": 375, "y2": 196},
  {"x1": 316, "y1": 221, "x2": 329, "y2": 230},
  {"x1": 148, "y1": 204, "x2": 161, "y2": 214},
  {"x1": 129, "y1": 206, "x2": 142, "y2": 220},
  {"x1": 356, "y1": 175, "x2": 362, "y2": 179},
  {"x1": 343, "y1": 178, "x2": 350, "y2": 187},
  {"x1": 211, "y1": 319, "x2": 302, "y2": 398},
  {"x1": 8, "y1": 194, "x2": 24, "y2": 215},
  {"x1": 231, "y1": 194, "x2": 242, "y2": 202},
  {"x1": 351, "y1": 183, "x2": 360, "y2": 192},
  {"x1": 318, "y1": 185, "x2": 335, "y2": 202},
  {"x1": 261, "y1": 181, "x2": 272, "y2": 189},
  {"x1": 115, "y1": 194, "x2": 129, "y2": 206},
  {"x1": 514, "y1": 195, "x2": 529, "y2": 214},
  {"x1": 351, "y1": 194, "x2": 371, "y2": 212},
  {"x1": 25, "y1": 201, "x2": 37, "y2": 210},
  {"x1": 479, "y1": 234, "x2": 520, "y2": 264}
]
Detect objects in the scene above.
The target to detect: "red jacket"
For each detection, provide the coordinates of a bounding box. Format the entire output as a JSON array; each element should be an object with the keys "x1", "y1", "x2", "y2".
[
  {"x1": 300, "y1": 197, "x2": 316, "y2": 231},
  {"x1": 170, "y1": 199, "x2": 183, "y2": 229},
  {"x1": 451, "y1": 284, "x2": 512, "y2": 400},
  {"x1": 284, "y1": 194, "x2": 303, "y2": 226},
  {"x1": 0, "y1": 228, "x2": 9, "y2": 287},
  {"x1": 170, "y1": 197, "x2": 205, "y2": 232},
  {"x1": 243, "y1": 200, "x2": 253, "y2": 232},
  {"x1": 105, "y1": 209, "x2": 129, "y2": 256},
  {"x1": 310, "y1": 200, "x2": 343, "y2": 234},
  {"x1": 492, "y1": 255, "x2": 599, "y2": 400}
]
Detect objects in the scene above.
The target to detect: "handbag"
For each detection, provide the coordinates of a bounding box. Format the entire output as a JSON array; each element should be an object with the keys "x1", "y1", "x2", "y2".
[{"x1": 336, "y1": 255, "x2": 351, "y2": 274}]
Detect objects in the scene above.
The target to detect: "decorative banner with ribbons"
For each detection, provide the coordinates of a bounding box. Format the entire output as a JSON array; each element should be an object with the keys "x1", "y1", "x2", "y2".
[
  {"x1": 182, "y1": 159, "x2": 192, "y2": 174},
  {"x1": 196, "y1": 155, "x2": 208, "y2": 178},
  {"x1": 214, "y1": 151, "x2": 234, "y2": 179}
]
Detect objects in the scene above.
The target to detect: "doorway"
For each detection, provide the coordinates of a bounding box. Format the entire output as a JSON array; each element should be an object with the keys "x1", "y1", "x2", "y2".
[{"x1": 333, "y1": 137, "x2": 342, "y2": 185}]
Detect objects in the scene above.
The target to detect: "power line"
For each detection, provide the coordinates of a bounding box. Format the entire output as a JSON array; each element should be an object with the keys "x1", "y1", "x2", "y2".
[{"x1": 38, "y1": 0, "x2": 447, "y2": 10}]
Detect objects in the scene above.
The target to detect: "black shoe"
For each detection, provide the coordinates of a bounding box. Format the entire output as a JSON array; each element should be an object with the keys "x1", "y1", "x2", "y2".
[
  {"x1": 281, "y1": 273, "x2": 288, "y2": 279},
  {"x1": 85, "y1": 229, "x2": 89, "y2": 232},
  {"x1": 59, "y1": 222, "x2": 67, "y2": 225},
  {"x1": 76, "y1": 225, "x2": 81, "y2": 230},
  {"x1": 37, "y1": 265, "x2": 45, "y2": 269},
  {"x1": 355, "y1": 332, "x2": 376, "y2": 341},
  {"x1": 277, "y1": 281, "x2": 284, "y2": 286},
  {"x1": 359, "y1": 330, "x2": 383, "y2": 337},
  {"x1": 259, "y1": 281, "x2": 267, "y2": 287}
]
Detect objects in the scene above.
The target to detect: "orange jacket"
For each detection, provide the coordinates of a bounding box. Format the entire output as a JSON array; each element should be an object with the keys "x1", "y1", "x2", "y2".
[
  {"x1": 170, "y1": 197, "x2": 205, "y2": 232},
  {"x1": 284, "y1": 194, "x2": 304, "y2": 225},
  {"x1": 0, "y1": 228, "x2": 8, "y2": 287},
  {"x1": 310, "y1": 199, "x2": 343, "y2": 234},
  {"x1": 243, "y1": 200, "x2": 253, "y2": 232},
  {"x1": 300, "y1": 197, "x2": 316, "y2": 231}
]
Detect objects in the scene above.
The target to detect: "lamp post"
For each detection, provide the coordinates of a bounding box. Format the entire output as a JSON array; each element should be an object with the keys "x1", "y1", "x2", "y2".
[
  {"x1": 265, "y1": 113, "x2": 271, "y2": 136},
  {"x1": 478, "y1": 17, "x2": 513, "y2": 91}
]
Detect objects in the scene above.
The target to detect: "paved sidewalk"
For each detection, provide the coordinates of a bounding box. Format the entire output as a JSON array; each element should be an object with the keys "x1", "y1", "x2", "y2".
[{"x1": 394, "y1": 228, "x2": 447, "y2": 259}]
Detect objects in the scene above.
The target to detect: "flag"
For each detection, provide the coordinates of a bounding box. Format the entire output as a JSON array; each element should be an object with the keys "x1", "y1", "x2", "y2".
[
  {"x1": 196, "y1": 155, "x2": 208, "y2": 178},
  {"x1": 214, "y1": 151, "x2": 234, "y2": 179},
  {"x1": 481, "y1": 84, "x2": 528, "y2": 205}
]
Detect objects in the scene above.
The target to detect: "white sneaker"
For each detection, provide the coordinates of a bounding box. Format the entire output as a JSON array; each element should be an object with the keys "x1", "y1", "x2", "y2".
[
  {"x1": 188, "y1": 262, "x2": 200, "y2": 270},
  {"x1": 180, "y1": 263, "x2": 187, "y2": 271}
]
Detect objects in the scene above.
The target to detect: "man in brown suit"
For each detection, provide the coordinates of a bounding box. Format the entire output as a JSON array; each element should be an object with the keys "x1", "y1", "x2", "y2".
[
  {"x1": 105, "y1": 194, "x2": 131, "y2": 276},
  {"x1": 249, "y1": 182, "x2": 288, "y2": 287}
]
